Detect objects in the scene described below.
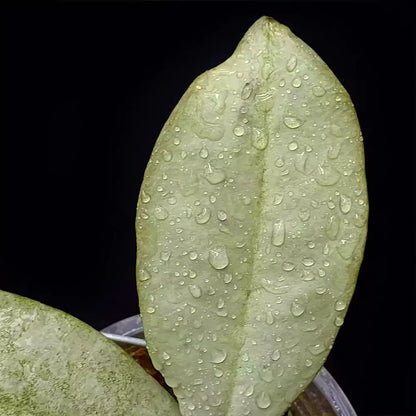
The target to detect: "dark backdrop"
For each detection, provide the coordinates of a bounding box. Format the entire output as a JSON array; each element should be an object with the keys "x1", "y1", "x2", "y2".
[{"x1": 3, "y1": 1, "x2": 415, "y2": 415}]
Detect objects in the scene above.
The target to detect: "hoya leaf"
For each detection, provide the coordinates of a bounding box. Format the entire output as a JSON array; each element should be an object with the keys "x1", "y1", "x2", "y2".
[
  {"x1": 136, "y1": 16, "x2": 368, "y2": 416},
  {"x1": 0, "y1": 291, "x2": 181, "y2": 416}
]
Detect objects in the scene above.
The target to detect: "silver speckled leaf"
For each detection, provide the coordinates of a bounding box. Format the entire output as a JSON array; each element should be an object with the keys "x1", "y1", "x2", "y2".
[
  {"x1": 0, "y1": 290, "x2": 181, "y2": 416},
  {"x1": 136, "y1": 16, "x2": 368, "y2": 416}
]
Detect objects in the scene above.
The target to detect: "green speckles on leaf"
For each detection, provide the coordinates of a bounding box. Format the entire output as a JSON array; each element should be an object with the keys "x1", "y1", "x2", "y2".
[
  {"x1": 0, "y1": 291, "x2": 181, "y2": 416},
  {"x1": 136, "y1": 16, "x2": 368, "y2": 416}
]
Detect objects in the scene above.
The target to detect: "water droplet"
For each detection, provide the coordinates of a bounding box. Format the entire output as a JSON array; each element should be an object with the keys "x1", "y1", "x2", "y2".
[
  {"x1": 273, "y1": 193, "x2": 284, "y2": 205},
  {"x1": 214, "y1": 368, "x2": 224, "y2": 377},
  {"x1": 162, "y1": 351, "x2": 170, "y2": 360},
  {"x1": 292, "y1": 78, "x2": 302, "y2": 88},
  {"x1": 286, "y1": 55, "x2": 297, "y2": 72},
  {"x1": 188, "y1": 284, "x2": 202, "y2": 299},
  {"x1": 141, "y1": 190, "x2": 151, "y2": 204},
  {"x1": 241, "y1": 82, "x2": 253, "y2": 100},
  {"x1": 223, "y1": 274, "x2": 232, "y2": 284},
  {"x1": 302, "y1": 258, "x2": 315, "y2": 267},
  {"x1": 335, "y1": 300, "x2": 347, "y2": 311},
  {"x1": 160, "y1": 251, "x2": 171, "y2": 261},
  {"x1": 162, "y1": 149, "x2": 172, "y2": 162},
  {"x1": 298, "y1": 208, "x2": 311, "y2": 222},
  {"x1": 266, "y1": 311, "x2": 274, "y2": 325},
  {"x1": 138, "y1": 268, "x2": 151, "y2": 281},
  {"x1": 234, "y1": 126, "x2": 245, "y2": 136},
  {"x1": 211, "y1": 349, "x2": 227, "y2": 364},
  {"x1": 315, "y1": 287, "x2": 326, "y2": 295},
  {"x1": 256, "y1": 392, "x2": 272, "y2": 409},
  {"x1": 316, "y1": 164, "x2": 341, "y2": 186},
  {"x1": 305, "y1": 359, "x2": 313, "y2": 367},
  {"x1": 326, "y1": 215, "x2": 340, "y2": 240},
  {"x1": 312, "y1": 85, "x2": 326, "y2": 97},
  {"x1": 284, "y1": 117, "x2": 302, "y2": 129},
  {"x1": 154, "y1": 206, "x2": 169, "y2": 220},
  {"x1": 272, "y1": 220, "x2": 285, "y2": 247},
  {"x1": 291, "y1": 301, "x2": 305, "y2": 317},
  {"x1": 189, "y1": 251, "x2": 198, "y2": 260},
  {"x1": 323, "y1": 243, "x2": 330, "y2": 255},
  {"x1": 217, "y1": 298, "x2": 225, "y2": 309},
  {"x1": 217, "y1": 210, "x2": 227, "y2": 221},
  {"x1": 335, "y1": 316, "x2": 344, "y2": 327},
  {"x1": 208, "y1": 247, "x2": 229, "y2": 270},
  {"x1": 260, "y1": 368, "x2": 273, "y2": 382},
  {"x1": 147, "y1": 306, "x2": 156, "y2": 314},
  {"x1": 282, "y1": 262, "x2": 295, "y2": 272},
  {"x1": 271, "y1": 349, "x2": 281, "y2": 361},
  {"x1": 244, "y1": 384, "x2": 254, "y2": 397},
  {"x1": 199, "y1": 144, "x2": 209, "y2": 159},
  {"x1": 205, "y1": 165, "x2": 226, "y2": 185},
  {"x1": 340, "y1": 194, "x2": 352, "y2": 214},
  {"x1": 275, "y1": 157, "x2": 285, "y2": 167},
  {"x1": 251, "y1": 128, "x2": 268, "y2": 150},
  {"x1": 288, "y1": 141, "x2": 299, "y2": 150},
  {"x1": 309, "y1": 344, "x2": 326, "y2": 355},
  {"x1": 195, "y1": 207, "x2": 211, "y2": 224}
]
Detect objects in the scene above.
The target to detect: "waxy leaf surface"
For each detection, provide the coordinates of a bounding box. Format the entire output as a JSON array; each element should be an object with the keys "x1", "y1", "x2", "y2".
[
  {"x1": 136, "y1": 16, "x2": 368, "y2": 416},
  {"x1": 0, "y1": 291, "x2": 181, "y2": 416}
]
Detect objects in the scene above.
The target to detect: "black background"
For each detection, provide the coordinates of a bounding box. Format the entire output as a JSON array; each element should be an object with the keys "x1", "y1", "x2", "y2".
[{"x1": 3, "y1": 1, "x2": 415, "y2": 415}]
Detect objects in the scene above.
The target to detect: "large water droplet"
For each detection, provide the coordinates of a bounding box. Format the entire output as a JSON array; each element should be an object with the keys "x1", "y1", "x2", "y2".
[
  {"x1": 251, "y1": 128, "x2": 268, "y2": 150},
  {"x1": 138, "y1": 268, "x2": 152, "y2": 281},
  {"x1": 271, "y1": 349, "x2": 281, "y2": 361},
  {"x1": 208, "y1": 247, "x2": 229, "y2": 270},
  {"x1": 234, "y1": 126, "x2": 245, "y2": 136},
  {"x1": 241, "y1": 82, "x2": 253, "y2": 100},
  {"x1": 256, "y1": 392, "x2": 272, "y2": 409},
  {"x1": 316, "y1": 164, "x2": 341, "y2": 186},
  {"x1": 326, "y1": 215, "x2": 340, "y2": 240},
  {"x1": 335, "y1": 300, "x2": 347, "y2": 311},
  {"x1": 188, "y1": 284, "x2": 202, "y2": 299},
  {"x1": 286, "y1": 55, "x2": 297, "y2": 72},
  {"x1": 154, "y1": 206, "x2": 169, "y2": 220},
  {"x1": 272, "y1": 220, "x2": 285, "y2": 247},
  {"x1": 195, "y1": 207, "x2": 211, "y2": 224},
  {"x1": 141, "y1": 190, "x2": 151, "y2": 204},
  {"x1": 302, "y1": 257, "x2": 315, "y2": 267},
  {"x1": 284, "y1": 116, "x2": 302, "y2": 129},
  {"x1": 211, "y1": 349, "x2": 227, "y2": 364},
  {"x1": 199, "y1": 144, "x2": 209, "y2": 159},
  {"x1": 340, "y1": 194, "x2": 352, "y2": 214},
  {"x1": 282, "y1": 262, "x2": 295, "y2": 272},
  {"x1": 291, "y1": 301, "x2": 305, "y2": 317},
  {"x1": 312, "y1": 85, "x2": 326, "y2": 97}
]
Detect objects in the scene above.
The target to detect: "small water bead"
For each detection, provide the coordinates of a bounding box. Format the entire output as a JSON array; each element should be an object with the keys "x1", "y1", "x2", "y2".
[
  {"x1": 189, "y1": 251, "x2": 198, "y2": 260},
  {"x1": 271, "y1": 349, "x2": 281, "y2": 361},
  {"x1": 206, "y1": 168, "x2": 226, "y2": 185},
  {"x1": 307, "y1": 241, "x2": 315, "y2": 249},
  {"x1": 195, "y1": 207, "x2": 211, "y2": 224},
  {"x1": 167, "y1": 196, "x2": 177, "y2": 205},
  {"x1": 302, "y1": 258, "x2": 315, "y2": 267},
  {"x1": 189, "y1": 270, "x2": 197, "y2": 279},
  {"x1": 208, "y1": 247, "x2": 229, "y2": 270},
  {"x1": 240, "y1": 105, "x2": 248, "y2": 114},
  {"x1": 282, "y1": 262, "x2": 295, "y2": 272},
  {"x1": 241, "y1": 82, "x2": 253, "y2": 100},
  {"x1": 147, "y1": 306, "x2": 156, "y2": 314},
  {"x1": 199, "y1": 144, "x2": 209, "y2": 159},
  {"x1": 211, "y1": 349, "x2": 227, "y2": 364},
  {"x1": 272, "y1": 220, "x2": 285, "y2": 247},
  {"x1": 318, "y1": 268, "x2": 326, "y2": 277},
  {"x1": 298, "y1": 208, "x2": 311, "y2": 222},
  {"x1": 284, "y1": 117, "x2": 302, "y2": 129},
  {"x1": 162, "y1": 149, "x2": 173, "y2": 162},
  {"x1": 160, "y1": 251, "x2": 171, "y2": 261},
  {"x1": 188, "y1": 284, "x2": 202, "y2": 298},
  {"x1": 315, "y1": 287, "x2": 326, "y2": 295},
  {"x1": 305, "y1": 359, "x2": 313, "y2": 367},
  {"x1": 335, "y1": 316, "x2": 344, "y2": 327},
  {"x1": 141, "y1": 190, "x2": 151, "y2": 203},
  {"x1": 288, "y1": 141, "x2": 299, "y2": 151},
  {"x1": 286, "y1": 55, "x2": 297, "y2": 72},
  {"x1": 291, "y1": 301, "x2": 305, "y2": 317},
  {"x1": 292, "y1": 78, "x2": 302, "y2": 88},
  {"x1": 154, "y1": 206, "x2": 169, "y2": 220},
  {"x1": 138, "y1": 268, "x2": 151, "y2": 281},
  {"x1": 340, "y1": 194, "x2": 352, "y2": 214},
  {"x1": 275, "y1": 157, "x2": 285, "y2": 167},
  {"x1": 273, "y1": 193, "x2": 284, "y2": 205},
  {"x1": 234, "y1": 126, "x2": 245, "y2": 136},
  {"x1": 217, "y1": 210, "x2": 227, "y2": 221},
  {"x1": 266, "y1": 311, "x2": 274, "y2": 325},
  {"x1": 326, "y1": 215, "x2": 340, "y2": 240},
  {"x1": 309, "y1": 344, "x2": 326, "y2": 356},
  {"x1": 210, "y1": 195, "x2": 217, "y2": 204},
  {"x1": 217, "y1": 298, "x2": 225, "y2": 309},
  {"x1": 256, "y1": 392, "x2": 272, "y2": 409},
  {"x1": 335, "y1": 300, "x2": 347, "y2": 311},
  {"x1": 312, "y1": 85, "x2": 326, "y2": 97},
  {"x1": 316, "y1": 163, "x2": 341, "y2": 186},
  {"x1": 162, "y1": 352, "x2": 170, "y2": 360}
]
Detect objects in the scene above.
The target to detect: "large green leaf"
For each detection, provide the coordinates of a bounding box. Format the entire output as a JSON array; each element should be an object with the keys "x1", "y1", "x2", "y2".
[
  {"x1": 136, "y1": 16, "x2": 368, "y2": 416},
  {"x1": 0, "y1": 290, "x2": 181, "y2": 416}
]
